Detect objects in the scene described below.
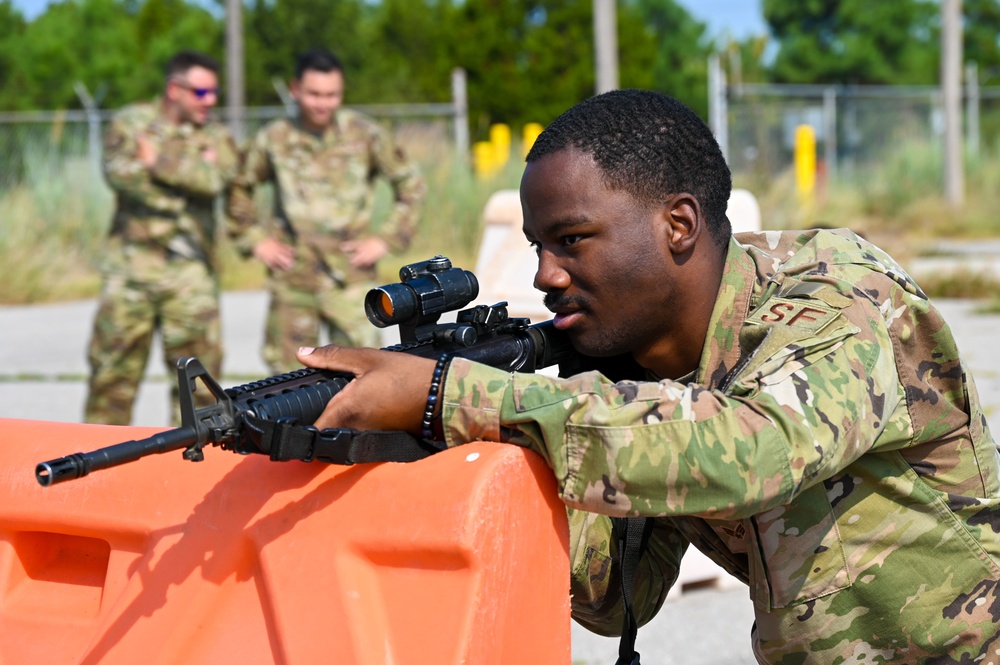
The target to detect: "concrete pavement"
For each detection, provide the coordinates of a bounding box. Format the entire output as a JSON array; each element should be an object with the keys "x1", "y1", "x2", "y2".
[
  {"x1": 3, "y1": 291, "x2": 998, "y2": 427},
  {"x1": 0, "y1": 291, "x2": 270, "y2": 425}
]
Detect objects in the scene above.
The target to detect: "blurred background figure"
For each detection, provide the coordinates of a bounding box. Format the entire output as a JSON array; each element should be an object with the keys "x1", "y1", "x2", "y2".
[
  {"x1": 84, "y1": 50, "x2": 239, "y2": 426},
  {"x1": 227, "y1": 48, "x2": 426, "y2": 374}
]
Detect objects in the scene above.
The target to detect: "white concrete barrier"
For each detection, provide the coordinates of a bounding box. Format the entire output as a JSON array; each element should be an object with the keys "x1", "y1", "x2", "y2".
[
  {"x1": 474, "y1": 190, "x2": 549, "y2": 323},
  {"x1": 474, "y1": 188, "x2": 763, "y2": 323},
  {"x1": 727, "y1": 188, "x2": 762, "y2": 233}
]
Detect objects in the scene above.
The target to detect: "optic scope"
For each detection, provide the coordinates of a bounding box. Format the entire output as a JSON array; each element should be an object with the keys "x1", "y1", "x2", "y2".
[{"x1": 365, "y1": 256, "x2": 479, "y2": 328}]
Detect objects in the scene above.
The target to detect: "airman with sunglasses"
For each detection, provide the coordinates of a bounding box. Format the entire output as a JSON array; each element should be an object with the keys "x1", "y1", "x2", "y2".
[{"x1": 84, "y1": 50, "x2": 239, "y2": 427}]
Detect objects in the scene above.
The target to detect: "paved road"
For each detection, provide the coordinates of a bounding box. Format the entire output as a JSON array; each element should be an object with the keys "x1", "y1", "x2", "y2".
[
  {"x1": 2, "y1": 291, "x2": 999, "y2": 664},
  {"x1": 0, "y1": 292, "x2": 270, "y2": 425},
  {"x1": 3, "y1": 292, "x2": 997, "y2": 427}
]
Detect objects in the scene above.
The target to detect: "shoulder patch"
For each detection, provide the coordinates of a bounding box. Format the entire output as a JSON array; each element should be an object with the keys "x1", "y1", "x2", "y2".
[{"x1": 747, "y1": 297, "x2": 841, "y2": 334}]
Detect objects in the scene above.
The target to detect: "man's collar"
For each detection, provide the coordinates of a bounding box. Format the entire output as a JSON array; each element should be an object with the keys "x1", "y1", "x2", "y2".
[
  {"x1": 694, "y1": 236, "x2": 757, "y2": 389},
  {"x1": 154, "y1": 98, "x2": 200, "y2": 133},
  {"x1": 293, "y1": 112, "x2": 341, "y2": 139}
]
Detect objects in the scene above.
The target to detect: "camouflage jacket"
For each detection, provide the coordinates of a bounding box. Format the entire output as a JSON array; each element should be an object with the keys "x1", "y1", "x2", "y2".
[
  {"x1": 103, "y1": 102, "x2": 239, "y2": 268},
  {"x1": 227, "y1": 111, "x2": 425, "y2": 282},
  {"x1": 440, "y1": 228, "x2": 1000, "y2": 663}
]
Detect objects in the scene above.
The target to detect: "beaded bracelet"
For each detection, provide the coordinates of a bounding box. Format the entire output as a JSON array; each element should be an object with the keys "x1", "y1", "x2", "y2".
[{"x1": 421, "y1": 353, "x2": 451, "y2": 440}]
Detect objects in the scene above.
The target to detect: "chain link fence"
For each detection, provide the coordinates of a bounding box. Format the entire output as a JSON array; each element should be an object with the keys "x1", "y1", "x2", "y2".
[
  {"x1": 0, "y1": 101, "x2": 464, "y2": 193},
  {"x1": 707, "y1": 58, "x2": 1000, "y2": 189},
  {"x1": 726, "y1": 85, "x2": 946, "y2": 181},
  {"x1": 0, "y1": 98, "x2": 470, "y2": 307},
  {"x1": 9, "y1": 71, "x2": 1000, "y2": 196}
]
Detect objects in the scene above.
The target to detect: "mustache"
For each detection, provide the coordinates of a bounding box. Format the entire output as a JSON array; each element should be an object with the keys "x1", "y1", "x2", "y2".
[{"x1": 543, "y1": 293, "x2": 589, "y2": 311}]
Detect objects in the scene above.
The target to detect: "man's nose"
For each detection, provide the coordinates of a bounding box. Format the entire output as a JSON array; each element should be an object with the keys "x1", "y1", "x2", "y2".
[{"x1": 533, "y1": 249, "x2": 570, "y2": 293}]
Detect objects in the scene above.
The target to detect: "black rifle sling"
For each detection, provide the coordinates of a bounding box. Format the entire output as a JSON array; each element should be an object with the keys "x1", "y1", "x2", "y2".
[
  {"x1": 612, "y1": 516, "x2": 655, "y2": 665},
  {"x1": 244, "y1": 413, "x2": 447, "y2": 465}
]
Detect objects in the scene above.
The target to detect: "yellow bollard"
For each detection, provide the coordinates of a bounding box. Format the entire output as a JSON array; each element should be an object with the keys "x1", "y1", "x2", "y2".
[
  {"x1": 490, "y1": 123, "x2": 512, "y2": 171},
  {"x1": 522, "y1": 123, "x2": 543, "y2": 158},
  {"x1": 474, "y1": 140, "x2": 497, "y2": 180},
  {"x1": 794, "y1": 124, "x2": 816, "y2": 204}
]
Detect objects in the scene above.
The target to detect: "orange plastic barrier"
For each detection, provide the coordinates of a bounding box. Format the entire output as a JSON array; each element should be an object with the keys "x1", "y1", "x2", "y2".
[{"x1": 0, "y1": 419, "x2": 570, "y2": 664}]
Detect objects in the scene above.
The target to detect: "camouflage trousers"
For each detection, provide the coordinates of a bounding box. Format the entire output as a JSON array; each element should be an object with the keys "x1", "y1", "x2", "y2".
[
  {"x1": 263, "y1": 263, "x2": 380, "y2": 374},
  {"x1": 85, "y1": 256, "x2": 222, "y2": 427}
]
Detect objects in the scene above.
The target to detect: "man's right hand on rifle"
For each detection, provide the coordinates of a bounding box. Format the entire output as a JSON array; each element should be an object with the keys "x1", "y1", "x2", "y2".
[{"x1": 297, "y1": 345, "x2": 435, "y2": 435}]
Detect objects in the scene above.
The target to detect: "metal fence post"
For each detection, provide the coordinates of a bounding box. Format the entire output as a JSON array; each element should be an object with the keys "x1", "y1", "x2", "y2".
[
  {"x1": 271, "y1": 77, "x2": 297, "y2": 118},
  {"x1": 72, "y1": 82, "x2": 102, "y2": 177},
  {"x1": 708, "y1": 54, "x2": 729, "y2": 163},
  {"x1": 966, "y1": 61, "x2": 980, "y2": 157},
  {"x1": 823, "y1": 87, "x2": 838, "y2": 176},
  {"x1": 451, "y1": 68, "x2": 469, "y2": 164},
  {"x1": 941, "y1": 0, "x2": 964, "y2": 206},
  {"x1": 225, "y1": 0, "x2": 246, "y2": 143},
  {"x1": 593, "y1": 0, "x2": 619, "y2": 94}
]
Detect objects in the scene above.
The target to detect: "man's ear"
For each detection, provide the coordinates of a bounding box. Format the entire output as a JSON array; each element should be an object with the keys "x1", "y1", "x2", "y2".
[
  {"x1": 662, "y1": 193, "x2": 703, "y2": 254},
  {"x1": 165, "y1": 79, "x2": 181, "y2": 103}
]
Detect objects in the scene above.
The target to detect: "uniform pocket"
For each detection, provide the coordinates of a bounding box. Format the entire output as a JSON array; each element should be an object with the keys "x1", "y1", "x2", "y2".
[{"x1": 746, "y1": 482, "x2": 851, "y2": 610}]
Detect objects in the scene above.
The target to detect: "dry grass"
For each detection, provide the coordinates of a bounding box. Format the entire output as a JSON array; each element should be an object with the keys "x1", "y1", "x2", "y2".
[
  {"x1": 0, "y1": 158, "x2": 110, "y2": 304},
  {"x1": 744, "y1": 139, "x2": 1000, "y2": 302},
  {"x1": 0, "y1": 127, "x2": 525, "y2": 304}
]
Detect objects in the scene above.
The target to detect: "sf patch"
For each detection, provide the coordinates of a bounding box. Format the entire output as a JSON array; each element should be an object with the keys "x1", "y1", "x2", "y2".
[{"x1": 747, "y1": 297, "x2": 840, "y2": 334}]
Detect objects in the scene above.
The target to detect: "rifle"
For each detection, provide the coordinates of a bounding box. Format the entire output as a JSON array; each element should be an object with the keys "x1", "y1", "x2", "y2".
[{"x1": 36, "y1": 255, "x2": 631, "y2": 487}]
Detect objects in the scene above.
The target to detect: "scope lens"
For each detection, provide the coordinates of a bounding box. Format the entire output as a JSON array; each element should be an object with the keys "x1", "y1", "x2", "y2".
[
  {"x1": 365, "y1": 264, "x2": 479, "y2": 328},
  {"x1": 365, "y1": 284, "x2": 418, "y2": 327}
]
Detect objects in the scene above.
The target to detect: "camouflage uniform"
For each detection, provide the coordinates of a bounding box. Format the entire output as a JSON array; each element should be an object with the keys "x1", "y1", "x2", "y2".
[
  {"x1": 439, "y1": 228, "x2": 1000, "y2": 663},
  {"x1": 85, "y1": 102, "x2": 238, "y2": 426},
  {"x1": 227, "y1": 112, "x2": 425, "y2": 373}
]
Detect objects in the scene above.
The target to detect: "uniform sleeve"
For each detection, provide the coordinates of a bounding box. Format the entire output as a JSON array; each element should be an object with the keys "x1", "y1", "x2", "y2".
[
  {"x1": 225, "y1": 130, "x2": 273, "y2": 255},
  {"x1": 149, "y1": 128, "x2": 239, "y2": 198},
  {"x1": 440, "y1": 311, "x2": 902, "y2": 522},
  {"x1": 102, "y1": 116, "x2": 166, "y2": 208},
  {"x1": 367, "y1": 125, "x2": 425, "y2": 252}
]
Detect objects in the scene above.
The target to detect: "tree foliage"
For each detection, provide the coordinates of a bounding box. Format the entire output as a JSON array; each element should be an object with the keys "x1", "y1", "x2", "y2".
[
  {"x1": 763, "y1": 0, "x2": 939, "y2": 85},
  {"x1": 0, "y1": 0, "x2": 719, "y2": 136},
  {"x1": 964, "y1": 0, "x2": 1000, "y2": 86},
  {"x1": 355, "y1": 0, "x2": 456, "y2": 104},
  {"x1": 439, "y1": 0, "x2": 712, "y2": 130},
  {"x1": 244, "y1": 0, "x2": 370, "y2": 105},
  {"x1": 12, "y1": 0, "x2": 998, "y2": 134},
  {"x1": 0, "y1": 1, "x2": 27, "y2": 94},
  {"x1": 622, "y1": 0, "x2": 710, "y2": 113},
  {"x1": 0, "y1": 0, "x2": 220, "y2": 110}
]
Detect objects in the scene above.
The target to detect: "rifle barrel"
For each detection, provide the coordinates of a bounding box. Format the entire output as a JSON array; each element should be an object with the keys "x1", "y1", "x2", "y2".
[{"x1": 35, "y1": 427, "x2": 199, "y2": 487}]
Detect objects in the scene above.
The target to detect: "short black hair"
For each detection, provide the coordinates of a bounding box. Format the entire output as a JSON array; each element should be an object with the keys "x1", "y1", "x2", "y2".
[
  {"x1": 526, "y1": 89, "x2": 733, "y2": 250},
  {"x1": 164, "y1": 50, "x2": 220, "y2": 79},
  {"x1": 295, "y1": 48, "x2": 344, "y2": 80}
]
